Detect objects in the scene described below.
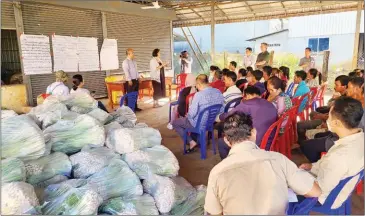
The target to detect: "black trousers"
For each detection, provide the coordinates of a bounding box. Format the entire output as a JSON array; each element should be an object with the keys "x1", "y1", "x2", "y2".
[
  {"x1": 300, "y1": 132, "x2": 338, "y2": 163},
  {"x1": 124, "y1": 79, "x2": 139, "y2": 109}
]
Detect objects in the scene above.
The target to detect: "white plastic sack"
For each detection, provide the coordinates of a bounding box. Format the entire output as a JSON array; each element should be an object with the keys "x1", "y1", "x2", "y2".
[
  {"x1": 122, "y1": 145, "x2": 179, "y2": 179},
  {"x1": 1, "y1": 182, "x2": 39, "y2": 215},
  {"x1": 1, "y1": 110, "x2": 18, "y2": 119},
  {"x1": 143, "y1": 175, "x2": 195, "y2": 213},
  {"x1": 135, "y1": 122, "x2": 149, "y2": 128},
  {"x1": 106, "y1": 127, "x2": 161, "y2": 154},
  {"x1": 69, "y1": 146, "x2": 120, "y2": 179},
  {"x1": 104, "y1": 121, "x2": 122, "y2": 135},
  {"x1": 25, "y1": 152, "x2": 72, "y2": 185},
  {"x1": 1, "y1": 115, "x2": 46, "y2": 161},
  {"x1": 1, "y1": 158, "x2": 26, "y2": 183},
  {"x1": 42, "y1": 179, "x2": 102, "y2": 215},
  {"x1": 170, "y1": 185, "x2": 207, "y2": 215},
  {"x1": 43, "y1": 114, "x2": 105, "y2": 154},
  {"x1": 99, "y1": 194, "x2": 159, "y2": 215},
  {"x1": 28, "y1": 102, "x2": 69, "y2": 129},
  {"x1": 86, "y1": 159, "x2": 143, "y2": 201},
  {"x1": 111, "y1": 106, "x2": 137, "y2": 124},
  {"x1": 87, "y1": 108, "x2": 112, "y2": 125},
  {"x1": 34, "y1": 175, "x2": 69, "y2": 189},
  {"x1": 61, "y1": 93, "x2": 98, "y2": 110}
]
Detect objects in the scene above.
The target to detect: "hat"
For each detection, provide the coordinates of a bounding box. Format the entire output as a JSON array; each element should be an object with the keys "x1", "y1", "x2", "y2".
[{"x1": 55, "y1": 70, "x2": 68, "y2": 82}]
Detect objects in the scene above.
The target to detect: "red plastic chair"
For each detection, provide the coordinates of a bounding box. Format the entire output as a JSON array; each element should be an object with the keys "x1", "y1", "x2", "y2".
[
  {"x1": 321, "y1": 152, "x2": 363, "y2": 195},
  {"x1": 277, "y1": 105, "x2": 299, "y2": 159},
  {"x1": 176, "y1": 74, "x2": 188, "y2": 99},
  {"x1": 185, "y1": 92, "x2": 195, "y2": 115},
  {"x1": 260, "y1": 117, "x2": 284, "y2": 152},
  {"x1": 304, "y1": 87, "x2": 319, "y2": 120},
  {"x1": 317, "y1": 84, "x2": 327, "y2": 107},
  {"x1": 292, "y1": 92, "x2": 310, "y2": 121}
]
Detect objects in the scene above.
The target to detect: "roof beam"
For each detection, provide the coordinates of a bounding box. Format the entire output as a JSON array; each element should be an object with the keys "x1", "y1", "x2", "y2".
[
  {"x1": 280, "y1": 1, "x2": 287, "y2": 16},
  {"x1": 216, "y1": 4, "x2": 230, "y2": 20},
  {"x1": 190, "y1": 7, "x2": 206, "y2": 22}
]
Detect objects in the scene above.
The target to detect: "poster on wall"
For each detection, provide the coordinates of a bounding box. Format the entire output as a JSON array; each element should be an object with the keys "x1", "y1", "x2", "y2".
[
  {"x1": 100, "y1": 39, "x2": 119, "y2": 70},
  {"x1": 52, "y1": 35, "x2": 78, "y2": 72},
  {"x1": 77, "y1": 37, "x2": 100, "y2": 72},
  {"x1": 20, "y1": 34, "x2": 52, "y2": 75}
]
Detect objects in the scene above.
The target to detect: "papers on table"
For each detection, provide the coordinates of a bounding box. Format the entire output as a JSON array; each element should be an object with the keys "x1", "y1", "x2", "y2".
[
  {"x1": 20, "y1": 34, "x2": 52, "y2": 75},
  {"x1": 100, "y1": 39, "x2": 119, "y2": 70}
]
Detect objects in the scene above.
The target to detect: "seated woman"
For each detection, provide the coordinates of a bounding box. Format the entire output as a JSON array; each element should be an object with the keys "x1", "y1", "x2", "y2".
[
  {"x1": 267, "y1": 76, "x2": 293, "y2": 116},
  {"x1": 209, "y1": 65, "x2": 220, "y2": 83},
  {"x1": 167, "y1": 74, "x2": 196, "y2": 129},
  {"x1": 210, "y1": 70, "x2": 225, "y2": 93},
  {"x1": 71, "y1": 74, "x2": 109, "y2": 113},
  {"x1": 46, "y1": 70, "x2": 69, "y2": 96},
  {"x1": 306, "y1": 68, "x2": 320, "y2": 88}
]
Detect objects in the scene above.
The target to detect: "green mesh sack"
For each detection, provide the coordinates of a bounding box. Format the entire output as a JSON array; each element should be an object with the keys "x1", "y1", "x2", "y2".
[
  {"x1": 1, "y1": 158, "x2": 26, "y2": 183},
  {"x1": 99, "y1": 194, "x2": 159, "y2": 215},
  {"x1": 25, "y1": 152, "x2": 72, "y2": 185},
  {"x1": 170, "y1": 185, "x2": 207, "y2": 215},
  {"x1": 43, "y1": 114, "x2": 105, "y2": 154},
  {"x1": 122, "y1": 145, "x2": 179, "y2": 179},
  {"x1": 86, "y1": 159, "x2": 143, "y2": 201}
]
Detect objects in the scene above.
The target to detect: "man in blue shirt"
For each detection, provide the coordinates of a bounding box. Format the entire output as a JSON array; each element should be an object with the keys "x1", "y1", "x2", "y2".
[
  {"x1": 172, "y1": 74, "x2": 224, "y2": 153},
  {"x1": 293, "y1": 70, "x2": 310, "y2": 112}
]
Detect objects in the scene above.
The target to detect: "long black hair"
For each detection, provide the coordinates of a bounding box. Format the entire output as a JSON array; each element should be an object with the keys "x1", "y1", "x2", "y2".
[
  {"x1": 268, "y1": 76, "x2": 286, "y2": 92},
  {"x1": 72, "y1": 74, "x2": 83, "y2": 91}
]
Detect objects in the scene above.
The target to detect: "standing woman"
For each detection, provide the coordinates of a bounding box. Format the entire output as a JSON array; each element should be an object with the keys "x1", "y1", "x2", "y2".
[{"x1": 150, "y1": 48, "x2": 168, "y2": 108}]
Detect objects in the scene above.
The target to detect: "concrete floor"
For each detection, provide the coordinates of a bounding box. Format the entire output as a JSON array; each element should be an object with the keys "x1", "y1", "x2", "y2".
[{"x1": 103, "y1": 93, "x2": 364, "y2": 214}]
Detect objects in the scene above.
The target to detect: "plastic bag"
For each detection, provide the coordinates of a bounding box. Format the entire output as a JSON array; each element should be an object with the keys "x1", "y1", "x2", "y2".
[
  {"x1": 1, "y1": 158, "x2": 26, "y2": 183},
  {"x1": 41, "y1": 179, "x2": 102, "y2": 215},
  {"x1": 86, "y1": 159, "x2": 143, "y2": 201},
  {"x1": 43, "y1": 114, "x2": 105, "y2": 154},
  {"x1": 28, "y1": 102, "x2": 69, "y2": 129},
  {"x1": 87, "y1": 108, "x2": 112, "y2": 125},
  {"x1": 135, "y1": 122, "x2": 149, "y2": 128},
  {"x1": 69, "y1": 146, "x2": 120, "y2": 179},
  {"x1": 122, "y1": 145, "x2": 179, "y2": 179},
  {"x1": 170, "y1": 185, "x2": 207, "y2": 215},
  {"x1": 1, "y1": 115, "x2": 46, "y2": 161},
  {"x1": 1, "y1": 110, "x2": 18, "y2": 119},
  {"x1": 104, "y1": 121, "x2": 122, "y2": 135},
  {"x1": 61, "y1": 93, "x2": 98, "y2": 110},
  {"x1": 25, "y1": 152, "x2": 72, "y2": 185},
  {"x1": 106, "y1": 127, "x2": 161, "y2": 154},
  {"x1": 99, "y1": 194, "x2": 159, "y2": 215},
  {"x1": 1, "y1": 182, "x2": 39, "y2": 215},
  {"x1": 142, "y1": 175, "x2": 195, "y2": 213},
  {"x1": 34, "y1": 175, "x2": 69, "y2": 189},
  {"x1": 110, "y1": 106, "x2": 137, "y2": 124}
]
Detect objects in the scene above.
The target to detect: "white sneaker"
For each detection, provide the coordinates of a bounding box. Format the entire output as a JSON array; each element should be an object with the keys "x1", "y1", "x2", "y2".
[{"x1": 167, "y1": 123, "x2": 173, "y2": 130}]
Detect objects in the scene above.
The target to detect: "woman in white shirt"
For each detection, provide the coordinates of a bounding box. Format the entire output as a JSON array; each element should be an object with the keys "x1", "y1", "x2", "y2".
[
  {"x1": 71, "y1": 74, "x2": 109, "y2": 113},
  {"x1": 46, "y1": 70, "x2": 69, "y2": 96},
  {"x1": 306, "y1": 68, "x2": 320, "y2": 88},
  {"x1": 150, "y1": 48, "x2": 168, "y2": 108}
]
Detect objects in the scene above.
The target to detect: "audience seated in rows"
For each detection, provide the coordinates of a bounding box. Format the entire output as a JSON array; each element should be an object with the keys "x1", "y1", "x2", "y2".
[
  {"x1": 299, "y1": 96, "x2": 364, "y2": 209},
  {"x1": 205, "y1": 112, "x2": 321, "y2": 215},
  {"x1": 210, "y1": 70, "x2": 226, "y2": 93},
  {"x1": 248, "y1": 70, "x2": 266, "y2": 95},
  {"x1": 267, "y1": 76, "x2": 293, "y2": 117},
  {"x1": 235, "y1": 68, "x2": 248, "y2": 90},
  {"x1": 217, "y1": 86, "x2": 278, "y2": 159},
  {"x1": 172, "y1": 74, "x2": 224, "y2": 153},
  {"x1": 222, "y1": 71, "x2": 242, "y2": 108}
]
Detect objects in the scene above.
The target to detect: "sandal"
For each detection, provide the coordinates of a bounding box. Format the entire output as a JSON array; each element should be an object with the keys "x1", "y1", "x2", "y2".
[{"x1": 185, "y1": 145, "x2": 198, "y2": 154}]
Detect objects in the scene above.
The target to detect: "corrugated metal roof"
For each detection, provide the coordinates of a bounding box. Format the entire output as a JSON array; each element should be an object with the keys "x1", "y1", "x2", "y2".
[{"x1": 127, "y1": 1, "x2": 364, "y2": 27}]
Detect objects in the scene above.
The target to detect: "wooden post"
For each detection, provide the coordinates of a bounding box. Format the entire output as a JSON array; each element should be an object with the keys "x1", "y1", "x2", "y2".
[
  {"x1": 211, "y1": 1, "x2": 215, "y2": 64},
  {"x1": 13, "y1": 1, "x2": 33, "y2": 106},
  {"x1": 101, "y1": 11, "x2": 111, "y2": 77},
  {"x1": 352, "y1": 2, "x2": 362, "y2": 69},
  {"x1": 269, "y1": 51, "x2": 275, "y2": 66},
  {"x1": 322, "y1": 51, "x2": 330, "y2": 83}
]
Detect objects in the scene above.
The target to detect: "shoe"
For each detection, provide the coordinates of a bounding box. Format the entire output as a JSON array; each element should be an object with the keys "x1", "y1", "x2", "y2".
[
  {"x1": 135, "y1": 108, "x2": 142, "y2": 112},
  {"x1": 167, "y1": 123, "x2": 173, "y2": 130},
  {"x1": 185, "y1": 145, "x2": 197, "y2": 154}
]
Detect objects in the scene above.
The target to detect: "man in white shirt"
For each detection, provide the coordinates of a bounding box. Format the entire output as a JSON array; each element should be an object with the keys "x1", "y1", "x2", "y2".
[
  {"x1": 205, "y1": 112, "x2": 321, "y2": 215},
  {"x1": 179, "y1": 51, "x2": 193, "y2": 74},
  {"x1": 300, "y1": 96, "x2": 364, "y2": 209},
  {"x1": 122, "y1": 48, "x2": 142, "y2": 111},
  {"x1": 243, "y1": 47, "x2": 256, "y2": 69},
  {"x1": 223, "y1": 71, "x2": 242, "y2": 107}
]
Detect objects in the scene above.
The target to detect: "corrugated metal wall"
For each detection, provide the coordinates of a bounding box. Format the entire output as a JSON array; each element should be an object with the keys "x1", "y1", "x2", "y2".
[
  {"x1": 106, "y1": 12, "x2": 172, "y2": 74},
  {"x1": 1, "y1": 1, "x2": 16, "y2": 29},
  {"x1": 21, "y1": 2, "x2": 106, "y2": 104}
]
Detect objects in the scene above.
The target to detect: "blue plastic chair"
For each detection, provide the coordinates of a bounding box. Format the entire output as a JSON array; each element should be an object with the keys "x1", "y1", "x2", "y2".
[
  {"x1": 120, "y1": 91, "x2": 139, "y2": 111},
  {"x1": 183, "y1": 104, "x2": 223, "y2": 160},
  {"x1": 287, "y1": 169, "x2": 364, "y2": 215},
  {"x1": 286, "y1": 82, "x2": 295, "y2": 97},
  {"x1": 224, "y1": 97, "x2": 243, "y2": 113}
]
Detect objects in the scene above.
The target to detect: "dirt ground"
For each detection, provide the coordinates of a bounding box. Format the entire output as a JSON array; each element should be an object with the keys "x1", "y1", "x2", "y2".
[{"x1": 103, "y1": 93, "x2": 364, "y2": 214}]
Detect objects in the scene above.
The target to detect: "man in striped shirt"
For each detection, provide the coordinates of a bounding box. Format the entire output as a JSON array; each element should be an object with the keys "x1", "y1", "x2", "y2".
[{"x1": 222, "y1": 71, "x2": 242, "y2": 109}]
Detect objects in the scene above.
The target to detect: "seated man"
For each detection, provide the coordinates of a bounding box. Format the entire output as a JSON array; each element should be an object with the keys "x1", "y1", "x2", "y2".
[
  {"x1": 205, "y1": 112, "x2": 321, "y2": 215},
  {"x1": 293, "y1": 70, "x2": 310, "y2": 113},
  {"x1": 217, "y1": 86, "x2": 277, "y2": 159},
  {"x1": 299, "y1": 96, "x2": 364, "y2": 209},
  {"x1": 172, "y1": 74, "x2": 224, "y2": 153},
  {"x1": 222, "y1": 71, "x2": 242, "y2": 108},
  {"x1": 236, "y1": 68, "x2": 248, "y2": 90},
  {"x1": 210, "y1": 70, "x2": 225, "y2": 93},
  {"x1": 248, "y1": 70, "x2": 266, "y2": 95}
]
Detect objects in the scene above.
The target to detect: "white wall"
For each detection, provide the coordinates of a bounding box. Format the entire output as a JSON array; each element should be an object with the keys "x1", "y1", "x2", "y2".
[{"x1": 252, "y1": 31, "x2": 289, "y2": 54}]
